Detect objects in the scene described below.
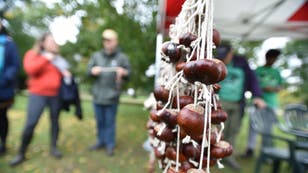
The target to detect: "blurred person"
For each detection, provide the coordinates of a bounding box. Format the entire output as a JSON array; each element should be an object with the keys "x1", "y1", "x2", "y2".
[
  {"x1": 243, "y1": 49, "x2": 283, "y2": 157},
  {"x1": 0, "y1": 21, "x2": 20, "y2": 155},
  {"x1": 87, "y1": 29, "x2": 131, "y2": 156},
  {"x1": 10, "y1": 33, "x2": 67, "y2": 166},
  {"x1": 215, "y1": 43, "x2": 266, "y2": 169}
]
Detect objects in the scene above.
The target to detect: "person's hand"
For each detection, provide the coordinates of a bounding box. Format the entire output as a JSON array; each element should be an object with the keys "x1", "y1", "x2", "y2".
[
  {"x1": 91, "y1": 66, "x2": 103, "y2": 76},
  {"x1": 253, "y1": 97, "x2": 266, "y2": 109},
  {"x1": 62, "y1": 70, "x2": 71, "y2": 77},
  {"x1": 43, "y1": 52, "x2": 56, "y2": 61},
  {"x1": 116, "y1": 67, "x2": 128, "y2": 83}
]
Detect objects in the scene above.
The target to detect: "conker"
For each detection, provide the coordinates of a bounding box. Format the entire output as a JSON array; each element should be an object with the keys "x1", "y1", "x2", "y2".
[
  {"x1": 179, "y1": 32, "x2": 198, "y2": 47},
  {"x1": 211, "y1": 109, "x2": 228, "y2": 124},
  {"x1": 182, "y1": 143, "x2": 201, "y2": 159},
  {"x1": 183, "y1": 58, "x2": 227, "y2": 85},
  {"x1": 154, "y1": 123, "x2": 176, "y2": 142},
  {"x1": 162, "y1": 41, "x2": 182, "y2": 63},
  {"x1": 153, "y1": 85, "x2": 170, "y2": 103},
  {"x1": 177, "y1": 104, "x2": 205, "y2": 138},
  {"x1": 160, "y1": 109, "x2": 178, "y2": 128},
  {"x1": 210, "y1": 140, "x2": 233, "y2": 158},
  {"x1": 165, "y1": 146, "x2": 186, "y2": 162},
  {"x1": 150, "y1": 109, "x2": 161, "y2": 122},
  {"x1": 172, "y1": 95, "x2": 194, "y2": 109}
]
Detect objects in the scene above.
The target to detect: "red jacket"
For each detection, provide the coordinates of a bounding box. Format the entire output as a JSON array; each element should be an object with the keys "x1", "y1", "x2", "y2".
[{"x1": 23, "y1": 50, "x2": 62, "y2": 96}]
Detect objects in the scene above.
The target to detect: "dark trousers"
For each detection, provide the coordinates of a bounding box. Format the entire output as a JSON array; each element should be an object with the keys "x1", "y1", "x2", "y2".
[
  {"x1": 0, "y1": 107, "x2": 9, "y2": 148},
  {"x1": 93, "y1": 103, "x2": 118, "y2": 150},
  {"x1": 19, "y1": 94, "x2": 60, "y2": 154}
]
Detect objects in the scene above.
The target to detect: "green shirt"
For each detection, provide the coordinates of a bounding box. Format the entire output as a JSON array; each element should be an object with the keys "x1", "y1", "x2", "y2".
[
  {"x1": 255, "y1": 66, "x2": 282, "y2": 108},
  {"x1": 219, "y1": 63, "x2": 245, "y2": 102}
]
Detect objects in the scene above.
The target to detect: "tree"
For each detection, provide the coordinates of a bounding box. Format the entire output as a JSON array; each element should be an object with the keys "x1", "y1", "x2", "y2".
[
  {"x1": 4, "y1": 0, "x2": 158, "y2": 94},
  {"x1": 284, "y1": 39, "x2": 308, "y2": 105}
]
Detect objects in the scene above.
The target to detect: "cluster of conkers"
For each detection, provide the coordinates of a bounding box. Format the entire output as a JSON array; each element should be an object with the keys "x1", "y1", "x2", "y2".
[
  {"x1": 161, "y1": 30, "x2": 227, "y2": 86},
  {"x1": 147, "y1": 86, "x2": 232, "y2": 172},
  {"x1": 148, "y1": 26, "x2": 232, "y2": 172}
]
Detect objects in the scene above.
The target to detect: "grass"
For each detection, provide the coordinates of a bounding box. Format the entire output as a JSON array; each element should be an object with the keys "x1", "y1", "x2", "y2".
[{"x1": 0, "y1": 95, "x2": 291, "y2": 173}]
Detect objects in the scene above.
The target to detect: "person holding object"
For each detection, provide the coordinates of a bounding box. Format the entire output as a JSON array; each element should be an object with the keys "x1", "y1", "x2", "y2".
[
  {"x1": 87, "y1": 29, "x2": 131, "y2": 156},
  {"x1": 0, "y1": 21, "x2": 20, "y2": 155},
  {"x1": 10, "y1": 33, "x2": 65, "y2": 166},
  {"x1": 215, "y1": 43, "x2": 266, "y2": 169},
  {"x1": 243, "y1": 49, "x2": 283, "y2": 157}
]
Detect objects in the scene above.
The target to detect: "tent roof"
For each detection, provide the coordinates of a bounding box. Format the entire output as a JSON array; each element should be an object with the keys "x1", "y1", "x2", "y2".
[{"x1": 161, "y1": 0, "x2": 308, "y2": 40}]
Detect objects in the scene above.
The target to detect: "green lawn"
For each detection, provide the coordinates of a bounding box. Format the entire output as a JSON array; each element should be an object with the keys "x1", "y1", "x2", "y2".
[{"x1": 0, "y1": 95, "x2": 290, "y2": 173}]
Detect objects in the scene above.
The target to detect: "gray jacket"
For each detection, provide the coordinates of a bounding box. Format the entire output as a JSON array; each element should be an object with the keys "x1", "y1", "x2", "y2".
[{"x1": 87, "y1": 49, "x2": 131, "y2": 105}]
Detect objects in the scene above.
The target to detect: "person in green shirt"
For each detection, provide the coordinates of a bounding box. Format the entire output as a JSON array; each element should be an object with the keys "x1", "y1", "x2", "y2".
[
  {"x1": 256, "y1": 49, "x2": 283, "y2": 109},
  {"x1": 243, "y1": 49, "x2": 283, "y2": 157}
]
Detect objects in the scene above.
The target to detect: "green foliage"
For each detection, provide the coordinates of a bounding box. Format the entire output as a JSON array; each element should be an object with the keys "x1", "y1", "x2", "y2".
[
  {"x1": 284, "y1": 39, "x2": 308, "y2": 105},
  {"x1": 4, "y1": 0, "x2": 157, "y2": 94}
]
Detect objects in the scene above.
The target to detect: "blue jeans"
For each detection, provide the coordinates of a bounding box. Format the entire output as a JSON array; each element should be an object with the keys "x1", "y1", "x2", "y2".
[
  {"x1": 93, "y1": 103, "x2": 118, "y2": 150},
  {"x1": 19, "y1": 94, "x2": 60, "y2": 154}
]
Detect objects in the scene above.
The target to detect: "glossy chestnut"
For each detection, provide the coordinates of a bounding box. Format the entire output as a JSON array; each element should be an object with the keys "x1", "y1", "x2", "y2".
[
  {"x1": 210, "y1": 140, "x2": 233, "y2": 158},
  {"x1": 154, "y1": 123, "x2": 176, "y2": 142},
  {"x1": 180, "y1": 161, "x2": 195, "y2": 172},
  {"x1": 153, "y1": 85, "x2": 170, "y2": 103},
  {"x1": 177, "y1": 104, "x2": 205, "y2": 138},
  {"x1": 182, "y1": 143, "x2": 201, "y2": 159},
  {"x1": 165, "y1": 146, "x2": 186, "y2": 162},
  {"x1": 162, "y1": 41, "x2": 182, "y2": 63},
  {"x1": 149, "y1": 109, "x2": 162, "y2": 122},
  {"x1": 183, "y1": 58, "x2": 227, "y2": 85},
  {"x1": 160, "y1": 109, "x2": 178, "y2": 128},
  {"x1": 211, "y1": 109, "x2": 228, "y2": 124},
  {"x1": 172, "y1": 95, "x2": 194, "y2": 109},
  {"x1": 179, "y1": 32, "x2": 198, "y2": 47}
]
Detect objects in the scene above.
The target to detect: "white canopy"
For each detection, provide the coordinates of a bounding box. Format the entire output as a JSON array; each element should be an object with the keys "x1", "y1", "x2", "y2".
[{"x1": 213, "y1": 0, "x2": 308, "y2": 40}]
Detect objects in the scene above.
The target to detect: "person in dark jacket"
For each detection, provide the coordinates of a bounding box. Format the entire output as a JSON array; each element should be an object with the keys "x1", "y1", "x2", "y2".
[
  {"x1": 215, "y1": 43, "x2": 266, "y2": 169},
  {"x1": 0, "y1": 21, "x2": 20, "y2": 155},
  {"x1": 87, "y1": 29, "x2": 131, "y2": 156}
]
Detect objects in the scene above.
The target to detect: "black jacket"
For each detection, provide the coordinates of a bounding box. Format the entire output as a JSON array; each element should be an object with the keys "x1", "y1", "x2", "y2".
[{"x1": 59, "y1": 77, "x2": 83, "y2": 120}]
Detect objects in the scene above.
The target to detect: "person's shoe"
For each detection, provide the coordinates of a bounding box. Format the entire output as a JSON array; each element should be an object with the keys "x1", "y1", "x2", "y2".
[
  {"x1": 240, "y1": 148, "x2": 254, "y2": 158},
  {"x1": 9, "y1": 154, "x2": 26, "y2": 167},
  {"x1": 225, "y1": 157, "x2": 241, "y2": 170},
  {"x1": 106, "y1": 148, "x2": 114, "y2": 156},
  {"x1": 88, "y1": 144, "x2": 104, "y2": 151},
  {"x1": 50, "y1": 147, "x2": 62, "y2": 159}
]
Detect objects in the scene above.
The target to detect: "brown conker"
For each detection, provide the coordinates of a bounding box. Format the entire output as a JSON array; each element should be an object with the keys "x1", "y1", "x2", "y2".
[
  {"x1": 153, "y1": 85, "x2": 170, "y2": 103},
  {"x1": 162, "y1": 41, "x2": 182, "y2": 63},
  {"x1": 179, "y1": 32, "x2": 198, "y2": 47},
  {"x1": 211, "y1": 109, "x2": 228, "y2": 124},
  {"x1": 172, "y1": 95, "x2": 194, "y2": 109},
  {"x1": 183, "y1": 58, "x2": 227, "y2": 85},
  {"x1": 177, "y1": 104, "x2": 205, "y2": 138},
  {"x1": 210, "y1": 140, "x2": 233, "y2": 158},
  {"x1": 160, "y1": 109, "x2": 178, "y2": 128},
  {"x1": 165, "y1": 146, "x2": 186, "y2": 162},
  {"x1": 154, "y1": 123, "x2": 176, "y2": 142}
]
